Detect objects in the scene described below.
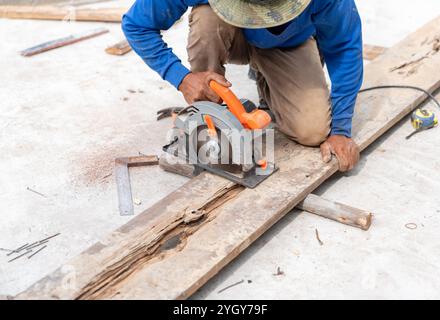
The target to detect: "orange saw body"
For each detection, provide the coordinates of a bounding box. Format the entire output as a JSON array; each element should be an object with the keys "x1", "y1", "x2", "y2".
[{"x1": 163, "y1": 81, "x2": 278, "y2": 188}]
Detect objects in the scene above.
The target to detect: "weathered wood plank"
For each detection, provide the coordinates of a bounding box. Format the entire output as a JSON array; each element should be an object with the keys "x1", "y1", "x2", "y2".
[
  {"x1": 16, "y1": 17, "x2": 440, "y2": 300},
  {"x1": 0, "y1": 5, "x2": 126, "y2": 22},
  {"x1": 160, "y1": 152, "x2": 373, "y2": 230}
]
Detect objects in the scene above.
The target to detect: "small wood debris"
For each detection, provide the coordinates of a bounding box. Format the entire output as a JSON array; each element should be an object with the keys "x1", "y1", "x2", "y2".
[
  {"x1": 273, "y1": 267, "x2": 285, "y2": 276},
  {"x1": 105, "y1": 40, "x2": 131, "y2": 56}
]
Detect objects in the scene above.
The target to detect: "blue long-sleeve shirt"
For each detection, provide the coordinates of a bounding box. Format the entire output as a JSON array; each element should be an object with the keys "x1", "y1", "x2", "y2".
[{"x1": 122, "y1": 0, "x2": 363, "y2": 137}]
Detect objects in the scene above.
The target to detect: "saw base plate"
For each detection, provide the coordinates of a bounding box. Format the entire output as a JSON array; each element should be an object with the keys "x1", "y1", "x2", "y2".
[
  {"x1": 195, "y1": 162, "x2": 278, "y2": 189},
  {"x1": 163, "y1": 139, "x2": 278, "y2": 189}
]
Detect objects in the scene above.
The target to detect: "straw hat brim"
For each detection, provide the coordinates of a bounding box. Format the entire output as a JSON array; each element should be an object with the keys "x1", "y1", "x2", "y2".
[{"x1": 208, "y1": 0, "x2": 312, "y2": 29}]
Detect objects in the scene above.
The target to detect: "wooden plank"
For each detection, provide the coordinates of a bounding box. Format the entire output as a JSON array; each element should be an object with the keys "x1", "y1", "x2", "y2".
[
  {"x1": 105, "y1": 40, "x2": 131, "y2": 56},
  {"x1": 160, "y1": 153, "x2": 373, "y2": 230},
  {"x1": 16, "y1": 17, "x2": 440, "y2": 300},
  {"x1": 0, "y1": 5, "x2": 126, "y2": 22},
  {"x1": 363, "y1": 44, "x2": 388, "y2": 61},
  {"x1": 20, "y1": 28, "x2": 109, "y2": 57},
  {"x1": 297, "y1": 194, "x2": 372, "y2": 230},
  {"x1": 57, "y1": 0, "x2": 111, "y2": 7}
]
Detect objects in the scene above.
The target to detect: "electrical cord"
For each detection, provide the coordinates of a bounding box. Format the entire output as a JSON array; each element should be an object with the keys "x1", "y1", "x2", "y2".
[{"x1": 358, "y1": 85, "x2": 440, "y2": 110}]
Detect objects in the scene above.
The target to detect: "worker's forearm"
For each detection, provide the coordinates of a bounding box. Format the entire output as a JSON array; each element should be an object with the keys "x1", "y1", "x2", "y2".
[
  {"x1": 314, "y1": 0, "x2": 364, "y2": 138},
  {"x1": 122, "y1": 22, "x2": 190, "y2": 88},
  {"x1": 121, "y1": 0, "x2": 191, "y2": 88},
  {"x1": 327, "y1": 47, "x2": 364, "y2": 138}
]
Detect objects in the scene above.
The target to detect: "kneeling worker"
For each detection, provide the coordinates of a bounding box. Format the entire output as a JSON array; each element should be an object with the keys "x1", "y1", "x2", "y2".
[{"x1": 122, "y1": 0, "x2": 363, "y2": 172}]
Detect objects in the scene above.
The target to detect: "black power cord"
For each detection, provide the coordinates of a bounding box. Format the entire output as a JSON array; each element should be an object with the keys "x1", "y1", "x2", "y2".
[{"x1": 358, "y1": 85, "x2": 440, "y2": 110}]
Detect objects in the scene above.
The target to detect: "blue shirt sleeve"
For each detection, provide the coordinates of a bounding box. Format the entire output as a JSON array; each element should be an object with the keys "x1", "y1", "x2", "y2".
[
  {"x1": 122, "y1": 0, "x2": 193, "y2": 89},
  {"x1": 313, "y1": 0, "x2": 364, "y2": 137}
]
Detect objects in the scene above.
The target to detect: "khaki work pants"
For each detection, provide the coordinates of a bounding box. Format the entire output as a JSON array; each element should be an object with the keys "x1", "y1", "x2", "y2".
[{"x1": 187, "y1": 5, "x2": 332, "y2": 146}]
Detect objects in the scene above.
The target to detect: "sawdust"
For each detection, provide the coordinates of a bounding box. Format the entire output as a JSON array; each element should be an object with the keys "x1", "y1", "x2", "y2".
[{"x1": 71, "y1": 148, "x2": 126, "y2": 187}]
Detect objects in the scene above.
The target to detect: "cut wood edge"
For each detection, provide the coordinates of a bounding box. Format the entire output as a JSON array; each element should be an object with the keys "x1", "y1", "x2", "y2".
[
  {"x1": 105, "y1": 40, "x2": 132, "y2": 56},
  {"x1": 116, "y1": 155, "x2": 159, "y2": 167},
  {"x1": 159, "y1": 153, "x2": 200, "y2": 178}
]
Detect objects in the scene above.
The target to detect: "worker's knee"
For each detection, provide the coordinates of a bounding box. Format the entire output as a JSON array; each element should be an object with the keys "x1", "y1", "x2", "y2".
[
  {"x1": 271, "y1": 87, "x2": 331, "y2": 147},
  {"x1": 291, "y1": 124, "x2": 330, "y2": 147},
  {"x1": 278, "y1": 108, "x2": 331, "y2": 147}
]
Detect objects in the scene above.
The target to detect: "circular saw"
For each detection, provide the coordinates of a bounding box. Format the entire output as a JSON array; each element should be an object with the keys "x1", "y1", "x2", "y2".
[{"x1": 163, "y1": 81, "x2": 278, "y2": 188}]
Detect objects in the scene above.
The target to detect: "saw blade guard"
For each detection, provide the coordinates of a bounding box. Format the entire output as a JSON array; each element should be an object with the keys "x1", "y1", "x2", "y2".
[
  {"x1": 181, "y1": 101, "x2": 257, "y2": 169},
  {"x1": 209, "y1": 81, "x2": 272, "y2": 130},
  {"x1": 166, "y1": 100, "x2": 278, "y2": 188}
]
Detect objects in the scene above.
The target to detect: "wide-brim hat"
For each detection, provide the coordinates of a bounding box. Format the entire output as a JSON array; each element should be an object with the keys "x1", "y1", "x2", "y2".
[{"x1": 208, "y1": 0, "x2": 312, "y2": 29}]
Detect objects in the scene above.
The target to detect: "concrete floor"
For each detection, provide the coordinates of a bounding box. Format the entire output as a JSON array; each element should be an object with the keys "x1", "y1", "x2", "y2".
[{"x1": 1, "y1": 0, "x2": 440, "y2": 299}]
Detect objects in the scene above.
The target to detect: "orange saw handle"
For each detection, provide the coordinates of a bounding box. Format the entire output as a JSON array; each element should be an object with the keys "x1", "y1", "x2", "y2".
[{"x1": 209, "y1": 80, "x2": 271, "y2": 130}]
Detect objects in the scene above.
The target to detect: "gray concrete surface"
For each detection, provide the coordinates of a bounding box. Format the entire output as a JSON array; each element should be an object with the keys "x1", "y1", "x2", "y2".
[{"x1": 0, "y1": 0, "x2": 440, "y2": 299}]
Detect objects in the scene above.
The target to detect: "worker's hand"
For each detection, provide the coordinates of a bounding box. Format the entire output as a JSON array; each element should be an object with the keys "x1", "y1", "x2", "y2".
[
  {"x1": 178, "y1": 71, "x2": 231, "y2": 104},
  {"x1": 320, "y1": 135, "x2": 360, "y2": 172}
]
